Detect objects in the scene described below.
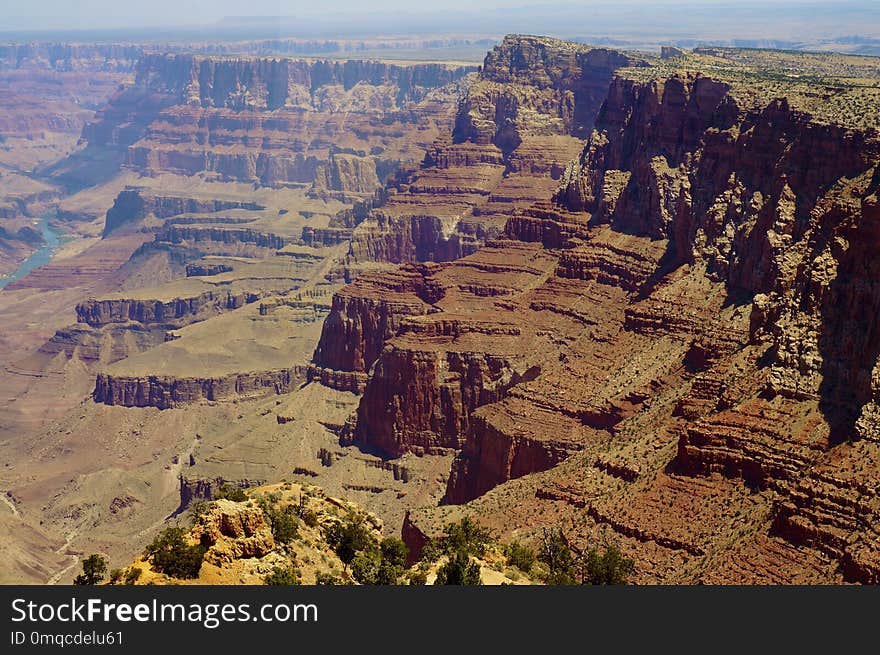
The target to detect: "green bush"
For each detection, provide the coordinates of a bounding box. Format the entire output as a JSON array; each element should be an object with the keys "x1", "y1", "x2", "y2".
[
  {"x1": 422, "y1": 516, "x2": 492, "y2": 562},
  {"x1": 73, "y1": 554, "x2": 107, "y2": 586},
  {"x1": 537, "y1": 528, "x2": 635, "y2": 585},
  {"x1": 350, "y1": 547, "x2": 381, "y2": 584},
  {"x1": 407, "y1": 569, "x2": 428, "y2": 586},
  {"x1": 315, "y1": 571, "x2": 346, "y2": 585},
  {"x1": 581, "y1": 544, "x2": 635, "y2": 585},
  {"x1": 538, "y1": 528, "x2": 577, "y2": 585},
  {"x1": 188, "y1": 500, "x2": 213, "y2": 526},
  {"x1": 324, "y1": 514, "x2": 375, "y2": 569},
  {"x1": 351, "y1": 537, "x2": 409, "y2": 585},
  {"x1": 144, "y1": 527, "x2": 206, "y2": 579},
  {"x1": 260, "y1": 502, "x2": 299, "y2": 544},
  {"x1": 264, "y1": 565, "x2": 301, "y2": 585},
  {"x1": 213, "y1": 483, "x2": 247, "y2": 502},
  {"x1": 505, "y1": 541, "x2": 536, "y2": 573},
  {"x1": 302, "y1": 509, "x2": 320, "y2": 528},
  {"x1": 108, "y1": 568, "x2": 123, "y2": 585},
  {"x1": 124, "y1": 567, "x2": 142, "y2": 585},
  {"x1": 434, "y1": 549, "x2": 481, "y2": 585}
]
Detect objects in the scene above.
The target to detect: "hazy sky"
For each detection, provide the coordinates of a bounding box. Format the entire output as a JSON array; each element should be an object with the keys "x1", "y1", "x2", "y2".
[
  {"x1": 0, "y1": 0, "x2": 846, "y2": 31},
  {"x1": 1, "y1": 0, "x2": 877, "y2": 42}
]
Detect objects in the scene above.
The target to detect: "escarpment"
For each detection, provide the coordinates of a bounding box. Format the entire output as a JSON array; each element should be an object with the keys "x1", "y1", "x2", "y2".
[
  {"x1": 129, "y1": 54, "x2": 474, "y2": 109},
  {"x1": 78, "y1": 53, "x2": 476, "y2": 189},
  {"x1": 342, "y1": 36, "x2": 644, "y2": 269},
  {"x1": 93, "y1": 366, "x2": 308, "y2": 408},
  {"x1": 311, "y1": 44, "x2": 880, "y2": 583},
  {"x1": 310, "y1": 264, "x2": 442, "y2": 391},
  {"x1": 103, "y1": 187, "x2": 265, "y2": 236},
  {"x1": 76, "y1": 289, "x2": 259, "y2": 327}
]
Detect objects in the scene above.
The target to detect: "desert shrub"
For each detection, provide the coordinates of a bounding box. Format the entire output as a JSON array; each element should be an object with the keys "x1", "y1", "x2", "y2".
[
  {"x1": 381, "y1": 538, "x2": 408, "y2": 570},
  {"x1": 73, "y1": 554, "x2": 107, "y2": 586},
  {"x1": 407, "y1": 568, "x2": 428, "y2": 585},
  {"x1": 302, "y1": 509, "x2": 320, "y2": 528},
  {"x1": 108, "y1": 568, "x2": 123, "y2": 585},
  {"x1": 505, "y1": 541, "x2": 536, "y2": 573},
  {"x1": 188, "y1": 500, "x2": 213, "y2": 526},
  {"x1": 124, "y1": 567, "x2": 142, "y2": 585},
  {"x1": 538, "y1": 528, "x2": 577, "y2": 585},
  {"x1": 581, "y1": 544, "x2": 635, "y2": 585},
  {"x1": 315, "y1": 571, "x2": 346, "y2": 585},
  {"x1": 351, "y1": 537, "x2": 409, "y2": 585},
  {"x1": 434, "y1": 549, "x2": 481, "y2": 585},
  {"x1": 213, "y1": 483, "x2": 247, "y2": 502},
  {"x1": 350, "y1": 546, "x2": 381, "y2": 584},
  {"x1": 144, "y1": 527, "x2": 206, "y2": 579},
  {"x1": 324, "y1": 514, "x2": 375, "y2": 568},
  {"x1": 260, "y1": 501, "x2": 299, "y2": 544},
  {"x1": 264, "y1": 565, "x2": 301, "y2": 586},
  {"x1": 422, "y1": 516, "x2": 492, "y2": 562}
]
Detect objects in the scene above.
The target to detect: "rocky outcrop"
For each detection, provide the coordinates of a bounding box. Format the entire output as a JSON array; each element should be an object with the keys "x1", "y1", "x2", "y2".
[
  {"x1": 191, "y1": 499, "x2": 275, "y2": 564},
  {"x1": 177, "y1": 476, "x2": 264, "y2": 510},
  {"x1": 76, "y1": 290, "x2": 259, "y2": 327},
  {"x1": 93, "y1": 366, "x2": 307, "y2": 408},
  {"x1": 316, "y1": 45, "x2": 880, "y2": 584},
  {"x1": 311, "y1": 265, "x2": 441, "y2": 382},
  {"x1": 37, "y1": 323, "x2": 170, "y2": 365},
  {"x1": 309, "y1": 153, "x2": 381, "y2": 201},
  {"x1": 554, "y1": 72, "x2": 877, "y2": 283},
  {"x1": 301, "y1": 226, "x2": 352, "y2": 248},
  {"x1": 455, "y1": 35, "x2": 641, "y2": 152},
  {"x1": 185, "y1": 262, "x2": 234, "y2": 277},
  {"x1": 340, "y1": 35, "x2": 639, "y2": 268},
  {"x1": 352, "y1": 342, "x2": 528, "y2": 457},
  {"x1": 79, "y1": 53, "x2": 474, "y2": 187},
  {"x1": 444, "y1": 402, "x2": 585, "y2": 503},
  {"x1": 154, "y1": 225, "x2": 285, "y2": 250},
  {"x1": 103, "y1": 187, "x2": 264, "y2": 236}
]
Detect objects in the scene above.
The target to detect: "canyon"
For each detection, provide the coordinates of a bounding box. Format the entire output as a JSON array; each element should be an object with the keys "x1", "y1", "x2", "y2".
[{"x1": 1, "y1": 33, "x2": 879, "y2": 585}]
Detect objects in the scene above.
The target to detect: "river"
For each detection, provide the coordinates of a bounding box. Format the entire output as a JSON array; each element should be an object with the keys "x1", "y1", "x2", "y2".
[{"x1": 0, "y1": 212, "x2": 61, "y2": 291}]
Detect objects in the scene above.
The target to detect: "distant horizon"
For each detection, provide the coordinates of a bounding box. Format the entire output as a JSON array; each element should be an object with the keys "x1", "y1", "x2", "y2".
[{"x1": 2, "y1": 1, "x2": 879, "y2": 43}]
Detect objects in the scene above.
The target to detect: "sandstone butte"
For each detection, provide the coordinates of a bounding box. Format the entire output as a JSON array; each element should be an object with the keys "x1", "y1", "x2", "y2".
[{"x1": 1, "y1": 35, "x2": 880, "y2": 585}]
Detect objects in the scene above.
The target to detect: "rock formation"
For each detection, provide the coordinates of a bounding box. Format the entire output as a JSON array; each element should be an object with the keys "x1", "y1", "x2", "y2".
[
  {"x1": 339, "y1": 36, "x2": 644, "y2": 269},
  {"x1": 77, "y1": 54, "x2": 476, "y2": 188},
  {"x1": 314, "y1": 42, "x2": 880, "y2": 583}
]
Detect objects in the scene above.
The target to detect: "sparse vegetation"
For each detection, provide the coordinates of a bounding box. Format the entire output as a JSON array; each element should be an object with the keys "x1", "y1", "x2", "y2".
[
  {"x1": 213, "y1": 483, "x2": 247, "y2": 502},
  {"x1": 302, "y1": 509, "x2": 320, "y2": 528},
  {"x1": 422, "y1": 516, "x2": 493, "y2": 562},
  {"x1": 581, "y1": 544, "x2": 635, "y2": 585},
  {"x1": 315, "y1": 571, "x2": 347, "y2": 585},
  {"x1": 264, "y1": 565, "x2": 301, "y2": 585},
  {"x1": 434, "y1": 549, "x2": 482, "y2": 585},
  {"x1": 124, "y1": 567, "x2": 142, "y2": 585},
  {"x1": 505, "y1": 541, "x2": 536, "y2": 574},
  {"x1": 73, "y1": 554, "x2": 107, "y2": 586},
  {"x1": 351, "y1": 537, "x2": 409, "y2": 585},
  {"x1": 324, "y1": 513, "x2": 374, "y2": 570},
  {"x1": 144, "y1": 526, "x2": 207, "y2": 579},
  {"x1": 537, "y1": 528, "x2": 634, "y2": 585},
  {"x1": 538, "y1": 529, "x2": 578, "y2": 585},
  {"x1": 257, "y1": 495, "x2": 299, "y2": 544}
]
